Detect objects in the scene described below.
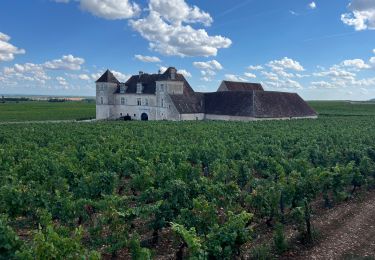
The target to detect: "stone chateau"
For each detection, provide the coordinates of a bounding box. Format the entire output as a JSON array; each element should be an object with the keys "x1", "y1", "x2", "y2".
[{"x1": 96, "y1": 67, "x2": 317, "y2": 121}]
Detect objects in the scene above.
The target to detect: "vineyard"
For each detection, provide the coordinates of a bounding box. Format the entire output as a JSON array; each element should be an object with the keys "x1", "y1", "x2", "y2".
[
  {"x1": 1, "y1": 103, "x2": 375, "y2": 259},
  {"x1": 0, "y1": 100, "x2": 95, "y2": 122}
]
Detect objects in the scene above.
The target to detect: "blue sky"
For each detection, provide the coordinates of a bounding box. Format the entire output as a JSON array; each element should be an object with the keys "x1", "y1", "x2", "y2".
[{"x1": 0, "y1": 0, "x2": 374, "y2": 100}]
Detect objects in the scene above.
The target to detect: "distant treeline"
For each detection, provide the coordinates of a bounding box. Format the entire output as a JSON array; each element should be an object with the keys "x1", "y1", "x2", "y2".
[
  {"x1": 1, "y1": 96, "x2": 95, "y2": 103},
  {"x1": 1, "y1": 97, "x2": 31, "y2": 102}
]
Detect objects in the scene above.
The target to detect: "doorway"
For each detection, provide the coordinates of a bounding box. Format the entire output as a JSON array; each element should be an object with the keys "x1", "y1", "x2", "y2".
[{"x1": 141, "y1": 113, "x2": 148, "y2": 121}]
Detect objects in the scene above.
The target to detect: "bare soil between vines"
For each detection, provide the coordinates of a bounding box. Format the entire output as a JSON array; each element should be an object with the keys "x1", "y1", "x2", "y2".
[{"x1": 284, "y1": 190, "x2": 375, "y2": 260}]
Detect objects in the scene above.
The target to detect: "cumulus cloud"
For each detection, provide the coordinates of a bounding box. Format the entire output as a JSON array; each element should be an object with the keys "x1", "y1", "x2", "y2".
[
  {"x1": 341, "y1": 0, "x2": 375, "y2": 31},
  {"x1": 56, "y1": 76, "x2": 68, "y2": 86},
  {"x1": 54, "y1": 0, "x2": 140, "y2": 19},
  {"x1": 341, "y1": 59, "x2": 371, "y2": 70},
  {"x1": 193, "y1": 60, "x2": 223, "y2": 71},
  {"x1": 129, "y1": 0, "x2": 231, "y2": 57},
  {"x1": 193, "y1": 60, "x2": 223, "y2": 81},
  {"x1": 3, "y1": 63, "x2": 50, "y2": 84},
  {"x1": 112, "y1": 70, "x2": 130, "y2": 82},
  {"x1": 244, "y1": 72, "x2": 256, "y2": 79},
  {"x1": 311, "y1": 81, "x2": 335, "y2": 88},
  {"x1": 224, "y1": 74, "x2": 247, "y2": 82},
  {"x1": 313, "y1": 66, "x2": 356, "y2": 80},
  {"x1": 268, "y1": 57, "x2": 305, "y2": 71},
  {"x1": 78, "y1": 74, "x2": 91, "y2": 80},
  {"x1": 247, "y1": 65, "x2": 263, "y2": 70},
  {"x1": 149, "y1": 0, "x2": 212, "y2": 26},
  {"x1": 134, "y1": 54, "x2": 161, "y2": 62},
  {"x1": 309, "y1": 2, "x2": 317, "y2": 9},
  {"x1": 178, "y1": 69, "x2": 192, "y2": 78},
  {"x1": 0, "y1": 32, "x2": 25, "y2": 62},
  {"x1": 44, "y1": 54, "x2": 85, "y2": 70}
]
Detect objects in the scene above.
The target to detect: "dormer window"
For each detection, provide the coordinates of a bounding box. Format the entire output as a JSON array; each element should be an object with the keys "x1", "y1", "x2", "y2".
[
  {"x1": 137, "y1": 83, "x2": 143, "y2": 94},
  {"x1": 120, "y1": 84, "x2": 126, "y2": 94}
]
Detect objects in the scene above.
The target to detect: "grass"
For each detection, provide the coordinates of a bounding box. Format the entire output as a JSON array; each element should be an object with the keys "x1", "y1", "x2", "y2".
[
  {"x1": 308, "y1": 101, "x2": 375, "y2": 116},
  {"x1": 0, "y1": 100, "x2": 374, "y2": 122},
  {"x1": 0, "y1": 101, "x2": 95, "y2": 122}
]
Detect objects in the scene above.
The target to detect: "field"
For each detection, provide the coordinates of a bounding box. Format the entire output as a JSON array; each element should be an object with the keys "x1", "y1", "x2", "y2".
[
  {"x1": 0, "y1": 101, "x2": 95, "y2": 122},
  {"x1": 1, "y1": 101, "x2": 375, "y2": 259},
  {"x1": 309, "y1": 101, "x2": 375, "y2": 116}
]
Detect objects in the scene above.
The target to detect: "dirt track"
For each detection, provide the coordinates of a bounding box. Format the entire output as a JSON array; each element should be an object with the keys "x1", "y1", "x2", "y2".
[{"x1": 289, "y1": 191, "x2": 375, "y2": 259}]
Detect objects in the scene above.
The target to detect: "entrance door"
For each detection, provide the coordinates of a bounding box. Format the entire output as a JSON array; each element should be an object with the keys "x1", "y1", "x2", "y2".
[{"x1": 141, "y1": 113, "x2": 148, "y2": 121}]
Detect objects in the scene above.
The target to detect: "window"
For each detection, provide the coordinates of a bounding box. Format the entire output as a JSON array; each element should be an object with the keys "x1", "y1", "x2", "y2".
[
  {"x1": 145, "y1": 98, "x2": 149, "y2": 106},
  {"x1": 161, "y1": 99, "x2": 164, "y2": 107},
  {"x1": 100, "y1": 97, "x2": 103, "y2": 104},
  {"x1": 137, "y1": 98, "x2": 142, "y2": 106},
  {"x1": 121, "y1": 97, "x2": 125, "y2": 105},
  {"x1": 137, "y1": 83, "x2": 143, "y2": 94}
]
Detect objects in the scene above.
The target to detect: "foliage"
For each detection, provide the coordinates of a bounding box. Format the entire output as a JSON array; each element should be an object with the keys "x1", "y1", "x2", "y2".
[
  {"x1": 129, "y1": 235, "x2": 152, "y2": 260},
  {"x1": 16, "y1": 224, "x2": 100, "y2": 260},
  {"x1": 0, "y1": 215, "x2": 22, "y2": 260},
  {"x1": 1, "y1": 107, "x2": 375, "y2": 257},
  {"x1": 273, "y1": 223, "x2": 288, "y2": 254}
]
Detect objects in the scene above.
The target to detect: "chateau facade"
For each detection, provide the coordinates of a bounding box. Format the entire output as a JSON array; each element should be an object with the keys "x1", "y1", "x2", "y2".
[{"x1": 96, "y1": 67, "x2": 317, "y2": 121}]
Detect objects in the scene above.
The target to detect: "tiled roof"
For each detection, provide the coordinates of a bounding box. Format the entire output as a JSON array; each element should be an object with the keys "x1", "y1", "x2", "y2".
[
  {"x1": 96, "y1": 70, "x2": 120, "y2": 84},
  {"x1": 170, "y1": 90, "x2": 316, "y2": 118},
  {"x1": 121, "y1": 67, "x2": 195, "y2": 95},
  {"x1": 221, "y1": 81, "x2": 264, "y2": 91}
]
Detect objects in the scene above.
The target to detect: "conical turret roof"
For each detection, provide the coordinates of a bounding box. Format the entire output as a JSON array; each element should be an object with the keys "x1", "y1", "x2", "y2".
[{"x1": 96, "y1": 69, "x2": 120, "y2": 84}]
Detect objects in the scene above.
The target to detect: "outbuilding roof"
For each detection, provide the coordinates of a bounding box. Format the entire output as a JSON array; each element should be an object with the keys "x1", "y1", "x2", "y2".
[{"x1": 221, "y1": 81, "x2": 264, "y2": 91}]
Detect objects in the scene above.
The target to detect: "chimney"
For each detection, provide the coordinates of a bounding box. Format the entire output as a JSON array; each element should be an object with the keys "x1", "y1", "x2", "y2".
[
  {"x1": 139, "y1": 71, "x2": 144, "y2": 76},
  {"x1": 158, "y1": 69, "x2": 161, "y2": 74}
]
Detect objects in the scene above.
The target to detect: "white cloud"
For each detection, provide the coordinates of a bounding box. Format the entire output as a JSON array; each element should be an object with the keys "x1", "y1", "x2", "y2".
[
  {"x1": 134, "y1": 54, "x2": 161, "y2": 63},
  {"x1": 313, "y1": 66, "x2": 356, "y2": 80},
  {"x1": 370, "y1": 56, "x2": 375, "y2": 65},
  {"x1": 112, "y1": 70, "x2": 130, "y2": 82},
  {"x1": 341, "y1": 0, "x2": 375, "y2": 31},
  {"x1": 341, "y1": 59, "x2": 371, "y2": 70},
  {"x1": 193, "y1": 60, "x2": 222, "y2": 81},
  {"x1": 309, "y1": 2, "x2": 317, "y2": 9},
  {"x1": 268, "y1": 57, "x2": 305, "y2": 71},
  {"x1": 78, "y1": 74, "x2": 90, "y2": 80},
  {"x1": 289, "y1": 10, "x2": 299, "y2": 16},
  {"x1": 224, "y1": 74, "x2": 247, "y2": 82},
  {"x1": 0, "y1": 32, "x2": 25, "y2": 62},
  {"x1": 193, "y1": 60, "x2": 223, "y2": 70},
  {"x1": 56, "y1": 76, "x2": 68, "y2": 86},
  {"x1": 44, "y1": 54, "x2": 85, "y2": 70},
  {"x1": 244, "y1": 72, "x2": 256, "y2": 79},
  {"x1": 159, "y1": 66, "x2": 167, "y2": 73},
  {"x1": 149, "y1": 0, "x2": 212, "y2": 26},
  {"x1": 3, "y1": 63, "x2": 50, "y2": 84},
  {"x1": 263, "y1": 79, "x2": 303, "y2": 89},
  {"x1": 178, "y1": 69, "x2": 192, "y2": 78},
  {"x1": 129, "y1": 0, "x2": 231, "y2": 57},
  {"x1": 54, "y1": 0, "x2": 140, "y2": 20},
  {"x1": 247, "y1": 65, "x2": 263, "y2": 70},
  {"x1": 311, "y1": 81, "x2": 335, "y2": 88},
  {"x1": 261, "y1": 71, "x2": 279, "y2": 81}
]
